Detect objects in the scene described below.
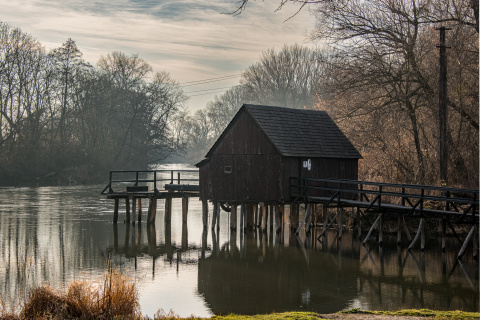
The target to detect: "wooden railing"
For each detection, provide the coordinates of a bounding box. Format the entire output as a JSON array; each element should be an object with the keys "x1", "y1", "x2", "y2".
[
  {"x1": 290, "y1": 177, "x2": 479, "y2": 222},
  {"x1": 101, "y1": 169, "x2": 199, "y2": 195}
]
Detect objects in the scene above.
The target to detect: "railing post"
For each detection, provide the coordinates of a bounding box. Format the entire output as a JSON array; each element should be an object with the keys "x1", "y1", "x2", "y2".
[
  {"x1": 135, "y1": 171, "x2": 139, "y2": 186},
  {"x1": 445, "y1": 190, "x2": 450, "y2": 211},
  {"x1": 170, "y1": 171, "x2": 174, "y2": 184},
  {"x1": 109, "y1": 171, "x2": 113, "y2": 193},
  {"x1": 178, "y1": 172, "x2": 181, "y2": 185},
  {"x1": 401, "y1": 187, "x2": 405, "y2": 206},
  {"x1": 360, "y1": 184, "x2": 364, "y2": 202},
  {"x1": 420, "y1": 188, "x2": 424, "y2": 215}
]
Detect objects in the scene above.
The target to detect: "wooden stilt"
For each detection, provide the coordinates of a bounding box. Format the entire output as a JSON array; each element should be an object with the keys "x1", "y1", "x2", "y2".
[
  {"x1": 182, "y1": 196, "x2": 188, "y2": 224},
  {"x1": 356, "y1": 207, "x2": 361, "y2": 238},
  {"x1": 202, "y1": 200, "x2": 208, "y2": 229},
  {"x1": 322, "y1": 205, "x2": 329, "y2": 234},
  {"x1": 441, "y1": 218, "x2": 446, "y2": 252},
  {"x1": 473, "y1": 224, "x2": 478, "y2": 259},
  {"x1": 378, "y1": 212, "x2": 383, "y2": 246},
  {"x1": 275, "y1": 205, "x2": 281, "y2": 233},
  {"x1": 240, "y1": 203, "x2": 245, "y2": 231},
  {"x1": 408, "y1": 218, "x2": 425, "y2": 251},
  {"x1": 216, "y1": 203, "x2": 220, "y2": 231},
  {"x1": 337, "y1": 207, "x2": 343, "y2": 240},
  {"x1": 305, "y1": 204, "x2": 313, "y2": 233},
  {"x1": 113, "y1": 198, "x2": 119, "y2": 223},
  {"x1": 132, "y1": 197, "x2": 136, "y2": 224},
  {"x1": 296, "y1": 204, "x2": 311, "y2": 234},
  {"x1": 420, "y1": 217, "x2": 425, "y2": 251},
  {"x1": 137, "y1": 198, "x2": 142, "y2": 223},
  {"x1": 261, "y1": 205, "x2": 267, "y2": 232},
  {"x1": 212, "y1": 202, "x2": 218, "y2": 230},
  {"x1": 397, "y1": 214, "x2": 402, "y2": 245},
  {"x1": 165, "y1": 196, "x2": 172, "y2": 224},
  {"x1": 254, "y1": 204, "x2": 259, "y2": 228},
  {"x1": 458, "y1": 225, "x2": 476, "y2": 259},
  {"x1": 269, "y1": 205, "x2": 274, "y2": 230},
  {"x1": 290, "y1": 204, "x2": 299, "y2": 231},
  {"x1": 147, "y1": 197, "x2": 157, "y2": 225},
  {"x1": 362, "y1": 213, "x2": 382, "y2": 245},
  {"x1": 125, "y1": 197, "x2": 131, "y2": 222},
  {"x1": 231, "y1": 205, "x2": 237, "y2": 230}
]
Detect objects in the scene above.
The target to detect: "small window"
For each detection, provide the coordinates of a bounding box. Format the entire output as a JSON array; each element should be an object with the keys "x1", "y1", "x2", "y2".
[{"x1": 224, "y1": 166, "x2": 232, "y2": 173}]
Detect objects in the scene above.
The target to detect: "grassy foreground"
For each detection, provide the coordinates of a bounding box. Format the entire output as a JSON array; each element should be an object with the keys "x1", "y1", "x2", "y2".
[{"x1": 0, "y1": 270, "x2": 478, "y2": 320}]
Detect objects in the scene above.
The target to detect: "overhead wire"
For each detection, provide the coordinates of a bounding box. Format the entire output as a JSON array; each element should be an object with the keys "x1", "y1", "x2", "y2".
[{"x1": 179, "y1": 74, "x2": 241, "y2": 87}]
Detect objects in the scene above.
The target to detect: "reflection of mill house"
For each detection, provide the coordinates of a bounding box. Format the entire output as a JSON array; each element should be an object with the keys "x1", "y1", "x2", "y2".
[{"x1": 196, "y1": 104, "x2": 362, "y2": 204}]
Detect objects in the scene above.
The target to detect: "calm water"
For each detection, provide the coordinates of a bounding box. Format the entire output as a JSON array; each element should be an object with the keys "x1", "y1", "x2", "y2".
[{"x1": 0, "y1": 164, "x2": 478, "y2": 317}]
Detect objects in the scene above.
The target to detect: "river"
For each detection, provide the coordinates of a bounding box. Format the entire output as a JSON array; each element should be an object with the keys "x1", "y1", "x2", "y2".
[{"x1": 0, "y1": 164, "x2": 478, "y2": 317}]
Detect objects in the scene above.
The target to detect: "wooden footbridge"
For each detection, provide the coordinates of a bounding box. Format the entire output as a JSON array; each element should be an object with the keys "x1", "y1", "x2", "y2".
[{"x1": 101, "y1": 170, "x2": 478, "y2": 259}]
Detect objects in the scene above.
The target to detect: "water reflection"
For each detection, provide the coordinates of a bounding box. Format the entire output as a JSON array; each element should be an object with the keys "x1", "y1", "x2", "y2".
[{"x1": 0, "y1": 182, "x2": 478, "y2": 317}]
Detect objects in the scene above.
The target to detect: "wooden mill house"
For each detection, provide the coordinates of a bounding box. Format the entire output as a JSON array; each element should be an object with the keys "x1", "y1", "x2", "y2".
[{"x1": 196, "y1": 104, "x2": 362, "y2": 230}]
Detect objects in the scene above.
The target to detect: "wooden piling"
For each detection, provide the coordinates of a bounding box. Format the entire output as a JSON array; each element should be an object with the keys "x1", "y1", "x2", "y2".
[
  {"x1": 165, "y1": 196, "x2": 172, "y2": 224},
  {"x1": 322, "y1": 205, "x2": 328, "y2": 235},
  {"x1": 212, "y1": 202, "x2": 219, "y2": 230},
  {"x1": 261, "y1": 205, "x2": 267, "y2": 232},
  {"x1": 147, "y1": 198, "x2": 157, "y2": 225},
  {"x1": 125, "y1": 197, "x2": 131, "y2": 222},
  {"x1": 378, "y1": 211, "x2": 383, "y2": 246},
  {"x1": 356, "y1": 207, "x2": 361, "y2": 237},
  {"x1": 269, "y1": 205, "x2": 274, "y2": 230},
  {"x1": 202, "y1": 200, "x2": 208, "y2": 228},
  {"x1": 441, "y1": 218, "x2": 446, "y2": 252},
  {"x1": 137, "y1": 198, "x2": 142, "y2": 223},
  {"x1": 337, "y1": 207, "x2": 343, "y2": 240},
  {"x1": 231, "y1": 204, "x2": 237, "y2": 230},
  {"x1": 182, "y1": 196, "x2": 188, "y2": 224},
  {"x1": 397, "y1": 214, "x2": 402, "y2": 245},
  {"x1": 113, "y1": 198, "x2": 119, "y2": 223},
  {"x1": 363, "y1": 213, "x2": 382, "y2": 245},
  {"x1": 240, "y1": 203, "x2": 245, "y2": 231},
  {"x1": 132, "y1": 198, "x2": 136, "y2": 224},
  {"x1": 275, "y1": 205, "x2": 281, "y2": 233}
]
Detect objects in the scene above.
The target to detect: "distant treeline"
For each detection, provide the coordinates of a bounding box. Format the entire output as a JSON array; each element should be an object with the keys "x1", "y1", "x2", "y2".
[
  {"x1": 0, "y1": 22, "x2": 187, "y2": 185},
  {"x1": 2, "y1": 0, "x2": 479, "y2": 189}
]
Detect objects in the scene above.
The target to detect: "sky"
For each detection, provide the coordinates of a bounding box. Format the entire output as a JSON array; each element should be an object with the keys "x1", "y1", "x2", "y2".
[{"x1": 1, "y1": 0, "x2": 317, "y2": 112}]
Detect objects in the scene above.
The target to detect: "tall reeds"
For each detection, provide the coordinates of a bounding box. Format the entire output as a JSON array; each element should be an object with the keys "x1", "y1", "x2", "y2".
[{"x1": 0, "y1": 269, "x2": 139, "y2": 320}]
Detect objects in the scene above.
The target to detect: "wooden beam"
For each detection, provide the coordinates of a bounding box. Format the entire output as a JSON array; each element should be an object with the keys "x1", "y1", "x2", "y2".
[
  {"x1": 125, "y1": 197, "x2": 131, "y2": 223},
  {"x1": 165, "y1": 196, "x2": 172, "y2": 224},
  {"x1": 408, "y1": 218, "x2": 425, "y2": 251},
  {"x1": 458, "y1": 225, "x2": 476, "y2": 259},
  {"x1": 362, "y1": 213, "x2": 382, "y2": 245},
  {"x1": 212, "y1": 202, "x2": 218, "y2": 230},
  {"x1": 182, "y1": 196, "x2": 189, "y2": 224},
  {"x1": 137, "y1": 198, "x2": 142, "y2": 223}
]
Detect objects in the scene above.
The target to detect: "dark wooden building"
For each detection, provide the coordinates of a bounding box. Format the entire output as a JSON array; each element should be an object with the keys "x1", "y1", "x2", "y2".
[{"x1": 196, "y1": 104, "x2": 361, "y2": 203}]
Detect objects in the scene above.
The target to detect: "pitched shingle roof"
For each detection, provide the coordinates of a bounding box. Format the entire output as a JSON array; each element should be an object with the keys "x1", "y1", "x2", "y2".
[{"x1": 206, "y1": 104, "x2": 361, "y2": 159}]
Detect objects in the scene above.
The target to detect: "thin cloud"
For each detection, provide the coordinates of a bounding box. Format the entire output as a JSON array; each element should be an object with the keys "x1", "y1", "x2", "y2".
[{"x1": 1, "y1": 0, "x2": 316, "y2": 110}]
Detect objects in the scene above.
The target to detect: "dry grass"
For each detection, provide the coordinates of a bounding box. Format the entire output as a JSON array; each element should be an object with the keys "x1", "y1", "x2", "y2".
[{"x1": 0, "y1": 269, "x2": 139, "y2": 320}]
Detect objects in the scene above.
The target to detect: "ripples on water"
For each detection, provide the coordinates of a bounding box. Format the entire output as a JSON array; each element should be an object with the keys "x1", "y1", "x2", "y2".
[{"x1": 0, "y1": 165, "x2": 478, "y2": 317}]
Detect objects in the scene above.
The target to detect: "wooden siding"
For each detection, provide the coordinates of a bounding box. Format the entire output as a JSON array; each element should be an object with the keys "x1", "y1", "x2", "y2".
[{"x1": 211, "y1": 110, "x2": 277, "y2": 156}]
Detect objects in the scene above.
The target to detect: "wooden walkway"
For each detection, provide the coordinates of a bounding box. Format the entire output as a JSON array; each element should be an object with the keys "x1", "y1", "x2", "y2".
[
  {"x1": 101, "y1": 169, "x2": 199, "y2": 224},
  {"x1": 101, "y1": 170, "x2": 478, "y2": 259}
]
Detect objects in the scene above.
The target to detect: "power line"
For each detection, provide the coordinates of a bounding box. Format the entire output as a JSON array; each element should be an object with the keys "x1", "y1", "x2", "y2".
[
  {"x1": 185, "y1": 86, "x2": 233, "y2": 94},
  {"x1": 180, "y1": 74, "x2": 241, "y2": 87},
  {"x1": 189, "y1": 89, "x2": 231, "y2": 97}
]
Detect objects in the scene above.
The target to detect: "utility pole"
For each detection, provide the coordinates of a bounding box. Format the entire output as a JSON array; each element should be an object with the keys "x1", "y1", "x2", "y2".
[{"x1": 436, "y1": 27, "x2": 450, "y2": 185}]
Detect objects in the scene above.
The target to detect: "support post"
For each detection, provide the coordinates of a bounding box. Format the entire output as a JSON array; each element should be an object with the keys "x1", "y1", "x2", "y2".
[
  {"x1": 337, "y1": 207, "x2": 343, "y2": 240},
  {"x1": 240, "y1": 203, "x2": 245, "y2": 231},
  {"x1": 261, "y1": 205, "x2": 267, "y2": 232},
  {"x1": 458, "y1": 225, "x2": 476, "y2": 259},
  {"x1": 147, "y1": 198, "x2": 157, "y2": 225},
  {"x1": 378, "y1": 212, "x2": 383, "y2": 246},
  {"x1": 441, "y1": 218, "x2": 446, "y2": 252},
  {"x1": 322, "y1": 205, "x2": 329, "y2": 234},
  {"x1": 231, "y1": 204, "x2": 237, "y2": 230},
  {"x1": 125, "y1": 197, "x2": 131, "y2": 222},
  {"x1": 363, "y1": 213, "x2": 382, "y2": 245},
  {"x1": 408, "y1": 218, "x2": 425, "y2": 251},
  {"x1": 202, "y1": 200, "x2": 208, "y2": 228},
  {"x1": 397, "y1": 214, "x2": 402, "y2": 245},
  {"x1": 113, "y1": 198, "x2": 119, "y2": 223},
  {"x1": 132, "y1": 197, "x2": 136, "y2": 224},
  {"x1": 212, "y1": 202, "x2": 219, "y2": 230},
  {"x1": 275, "y1": 205, "x2": 281, "y2": 233},
  {"x1": 137, "y1": 198, "x2": 142, "y2": 223},
  {"x1": 165, "y1": 196, "x2": 172, "y2": 224},
  {"x1": 356, "y1": 207, "x2": 361, "y2": 238},
  {"x1": 269, "y1": 205, "x2": 274, "y2": 230},
  {"x1": 182, "y1": 196, "x2": 189, "y2": 224}
]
